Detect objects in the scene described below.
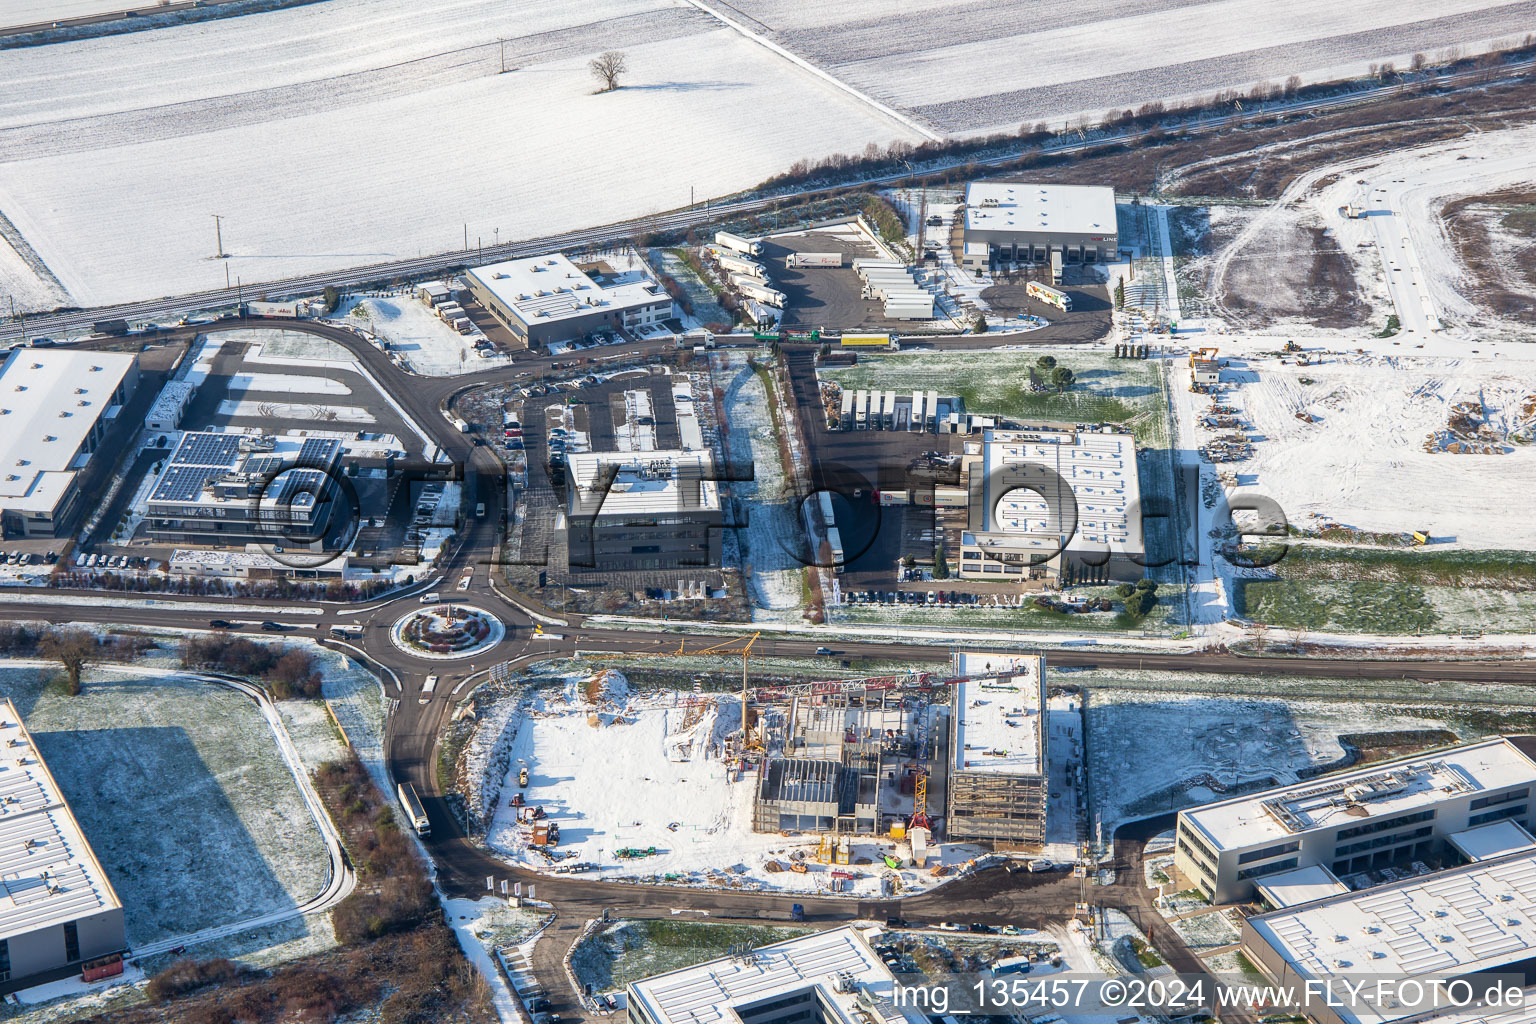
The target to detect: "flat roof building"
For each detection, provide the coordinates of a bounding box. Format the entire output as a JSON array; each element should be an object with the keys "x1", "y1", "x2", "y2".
[
  {"x1": 961, "y1": 425, "x2": 1143, "y2": 585},
  {"x1": 625, "y1": 926, "x2": 922, "y2": 1024},
  {"x1": 1175, "y1": 738, "x2": 1536, "y2": 905},
  {"x1": 0, "y1": 350, "x2": 138, "y2": 538},
  {"x1": 946, "y1": 653, "x2": 1048, "y2": 849},
  {"x1": 145, "y1": 430, "x2": 343, "y2": 550},
  {"x1": 0, "y1": 699, "x2": 126, "y2": 994},
  {"x1": 565, "y1": 450, "x2": 722, "y2": 573},
  {"x1": 1242, "y1": 848, "x2": 1536, "y2": 1024},
  {"x1": 463, "y1": 252, "x2": 672, "y2": 348},
  {"x1": 961, "y1": 183, "x2": 1117, "y2": 270}
]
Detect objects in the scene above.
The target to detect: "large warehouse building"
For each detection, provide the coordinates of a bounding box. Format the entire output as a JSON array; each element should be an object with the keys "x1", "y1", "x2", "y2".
[
  {"x1": 0, "y1": 350, "x2": 138, "y2": 538},
  {"x1": 564, "y1": 450, "x2": 722, "y2": 572},
  {"x1": 0, "y1": 700, "x2": 127, "y2": 993},
  {"x1": 960, "y1": 425, "x2": 1144, "y2": 585},
  {"x1": 945, "y1": 653, "x2": 1049, "y2": 849},
  {"x1": 1173, "y1": 737, "x2": 1536, "y2": 905},
  {"x1": 960, "y1": 183, "x2": 1118, "y2": 270},
  {"x1": 1241, "y1": 848, "x2": 1536, "y2": 1024},
  {"x1": 463, "y1": 253, "x2": 673, "y2": 348}
]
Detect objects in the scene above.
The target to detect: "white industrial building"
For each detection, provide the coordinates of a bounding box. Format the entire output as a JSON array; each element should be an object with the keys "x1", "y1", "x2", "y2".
[
  {"x1": 624, "y1": 926, "x2": 922, "y2": 1024},
  {"x1": 565, "y1": 450, "x2": 722, "y2": 572},
  {"x1": 0, "y1": 350, "x2": 139, "y2": 538},
  {"x1": 961, "y1": 182, "x2": 1118, "y2": 270},
  {"x1": 1175, "y1": 737, "x2": 1536, "y2": 905},
  {"x1": 946, "y1": 653, "x2": 1049, "y2": 848},
  {"x1": 1242, "y1": 847, "x2": 1536, "y2": 1024},
  {"x1": 463, "y1": 252, "x2": 672, "y2": 348},
  {"x1": 960, "y1": 425, "x2": 1144, "y2": 584},
  {"x1": 0, "y1": 700, "x2": 126, "y2": 993}
]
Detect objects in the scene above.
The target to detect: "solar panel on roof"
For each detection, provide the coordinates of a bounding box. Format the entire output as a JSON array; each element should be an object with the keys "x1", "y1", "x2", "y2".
[
  {"x1": 151, "y1": 464, "x2": 221, "y2": 502},
  {"x1": 171, "y1": 432, "x2": 242, "y2": 467}
]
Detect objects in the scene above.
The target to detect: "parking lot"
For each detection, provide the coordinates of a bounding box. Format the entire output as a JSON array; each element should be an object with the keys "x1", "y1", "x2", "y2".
[{"x1": 762, "y1": 231, "x2": 935, "y2": 334}]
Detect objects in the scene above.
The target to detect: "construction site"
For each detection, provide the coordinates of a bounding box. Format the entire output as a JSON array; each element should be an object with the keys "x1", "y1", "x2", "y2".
[{"x1": 478, "y1": 644, "x2": 1056, "y2": 895}]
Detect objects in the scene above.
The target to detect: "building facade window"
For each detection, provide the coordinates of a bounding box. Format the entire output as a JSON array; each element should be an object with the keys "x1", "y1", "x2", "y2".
[
  {"x1": 64, "y1": 920, "x2": 80, "y2": 962},
  {"x1": 1336, "y1": 809, "x2": 1434, "y2": 841},
  {"x1": 1468, "y1": 804, "x2": 1527, "y2": 827},
  {"x1": 1179, "y1": 824, "x2": 1219, "y2": 864},
  {"x1": 1238, "y1": 857, "x2": 1300, "y2": 881},
  {"x1": 1470, "y1": 789, "x2": 1529, "y2": 811},
  {"x1": 1335, "y1": 825, "x2": 1433, "y2": 858},
  {"x1": 1238, "y1": 841, "x2": 1301, "y2": 865}
]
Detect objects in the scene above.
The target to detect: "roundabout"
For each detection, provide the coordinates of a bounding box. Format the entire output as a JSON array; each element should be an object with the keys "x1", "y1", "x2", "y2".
[{"x1": 390, "y1": 603, "x2": 505, "y2": 660}]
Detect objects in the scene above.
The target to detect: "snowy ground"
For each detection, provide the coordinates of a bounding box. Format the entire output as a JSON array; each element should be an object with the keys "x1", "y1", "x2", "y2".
[
  {"x1": 0, "y1": 0, "x2": 138, "y2": 27},
  {"x1": 717, "y1": 357, "x2": 806, "y2": 622},
  {"x1": 1, "y1": 664, "x2": 332, "y2": 949},
  {"x1": 482, "y1": 673, "x2": 986, "y2": 897},
  {"x1": 217, "y1": 398, "x2": 375, "y2": 422},
  {"x1": 1182, "y1": 346, "x2": 1536, "y2": 550},
  {"x1": 0, "y1": 1, "x2": 922, "y2": 312},
  {"x1": 730, "y1": 0, "x2": 1534, "y2": 135},
  {"x1": 335, "y1": 294, "x2": 506, "y2": 376},
  {"x1": 1081, "y1": 683, "x2": 1492, "y2": 832}
]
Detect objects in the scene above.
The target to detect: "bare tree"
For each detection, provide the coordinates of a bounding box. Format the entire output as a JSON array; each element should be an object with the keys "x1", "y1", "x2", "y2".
[
  {"x1": 40, "y1": 627, "x2": 97, "y2": 696},
  {"x1": 589, "y1": 50, "x2": 628, "y2": 93}
]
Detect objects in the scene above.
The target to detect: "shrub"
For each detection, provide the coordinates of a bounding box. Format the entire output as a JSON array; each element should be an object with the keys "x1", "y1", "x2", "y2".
[
  {"x1": 1115, "y1": 583, "x2": 1135, "y2": 598},
  {"x1": 146, "y1": 959, "x2": 246, "y2": 1003}
]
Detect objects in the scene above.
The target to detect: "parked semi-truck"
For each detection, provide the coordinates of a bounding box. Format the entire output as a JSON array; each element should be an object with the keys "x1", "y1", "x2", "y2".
[
  {"x1": 718, "y1": 254, "x2": 764, "y2": 277},
  {"x1": 715, "y1": 231, "x2": 762, "y2": 256},
  {"x1": 736, "y1": 280, "x2": 786, "y2": 307},
  {"x1": 1026, "y1": 280, "x2": 1072, "y2": 312},
  {"x1": 788, "y1": 252, "x2": 843, "y2": 268},
  {"x1": 397, "y1": 782, "x2": 430, "y2": 834},
  {"x1": 92, "y1": 319, "x2": 130, "y2": 336}
]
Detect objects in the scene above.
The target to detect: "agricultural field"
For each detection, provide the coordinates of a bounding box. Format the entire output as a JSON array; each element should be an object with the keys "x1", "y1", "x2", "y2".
[
  {"x1": 0, "y1": 0, "x2": 923, "y2": 312},
  {"x1": 2, "y1": 665, "x2": 332, "y2": 950},
  {"x1": 819, "y1": 349, "x2": 1169, "y2": 446},
  {"x1": 1237, "y1": 578, "x2": 1536, "y2": 634},
  {"x1": 730, "y1": 0, "x2": 1535, "y2": 134}
]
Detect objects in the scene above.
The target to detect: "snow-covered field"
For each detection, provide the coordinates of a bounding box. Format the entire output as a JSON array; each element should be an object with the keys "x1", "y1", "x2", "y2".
[
  {"x1": 482, "y1": 672, "x2": 985, "y2": 896},
  {"x1": 732, "y1": 0, "x2": 1536, "y2": 135},
  {"x1": 0, "y1": 0, "x2": 136, "y2": 27},
  {"x1": 1081, "y1": 683, "x2": 1493, "y2": 831},
  {"x1": 2, "y1": 664, "x2": 331, "y2": 948},
  {"x1": 0, "y1": 0, "x2": 922, "y2": 312}
]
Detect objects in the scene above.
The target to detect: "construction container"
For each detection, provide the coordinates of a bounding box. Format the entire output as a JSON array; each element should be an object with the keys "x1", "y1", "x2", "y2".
[{"x1": 890, "y1": 823, "x2": 907, "y2": 839}]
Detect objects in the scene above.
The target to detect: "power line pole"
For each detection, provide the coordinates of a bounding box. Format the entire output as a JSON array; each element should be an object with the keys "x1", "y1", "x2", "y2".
[
  {"x1": 499, "y1": 38, "x2": 507, "y2": 74},
  {"x1": 211, "y1": 214, "x2": 226, "y2": 259}
]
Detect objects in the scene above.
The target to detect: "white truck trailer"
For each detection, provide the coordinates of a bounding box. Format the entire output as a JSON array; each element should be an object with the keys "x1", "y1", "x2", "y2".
[
  {"x1": 736, "y1": 279, "x2": 786, "y2": 306},
  {"x1": 788, "y1": 252, "x2": 843, "y2": 268},
  {"x1": 715, "y1": 231, "x2": 763, "y2": 256},
  {"x1": 718, "y1": 253, "x2": 765, "y2": 277}
]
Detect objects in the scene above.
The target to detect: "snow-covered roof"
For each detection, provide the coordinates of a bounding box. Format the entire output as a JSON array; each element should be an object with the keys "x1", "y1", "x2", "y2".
[
  {"x1": 1184, "y1": 738, "x2": 1536, "y2": 852},
  {"x1": 0, "y1": 699, "x2": 122, "y2": 944},
  {"x1": 625, "y1": 926, "x2": 920, "y2": 1024},
  {"x1": 147, "y1": 380, "x2": 195, "y2": 424},
  {"x1": 0, "y1": 349, "x2": 135, "y2": 514},
  {"x1": 566, "y1": 450, "x2": 719, "y2": 519},
  {"x1": 1254, "y1": 864, "x2": 1350, "y2": 908},
  {"x1": 951, "y1": 656, "x2": 1045, "y2": 776},
  {"x1": 465, "y1": 253, "x2": 667, "y2": 326},
  {"x1": 974, "y1": 426, "x2": 1141, "y2": 550},
  {"x1": 1449, "y1": 820, "x2": 1536, "y2": 863},
  {"x1": 964, "y1": 183, "x2": 1116, "y2": 238},
  {"x1": 1246, "y1": 850, "x2": 1536, "y2": 1024}
]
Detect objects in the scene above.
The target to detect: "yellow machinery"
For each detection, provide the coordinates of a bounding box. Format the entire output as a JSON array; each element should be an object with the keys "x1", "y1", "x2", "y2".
[{"x1": 1412, "y1": 530, "x2": 1431, "y2": 545}]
